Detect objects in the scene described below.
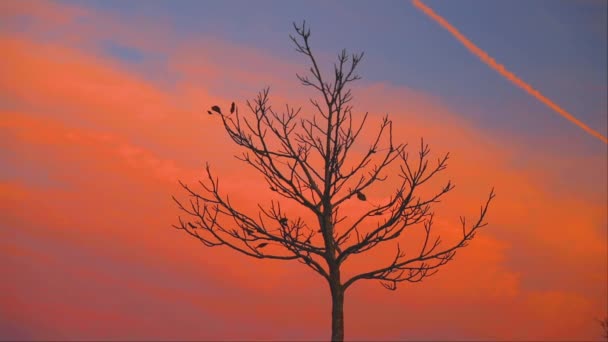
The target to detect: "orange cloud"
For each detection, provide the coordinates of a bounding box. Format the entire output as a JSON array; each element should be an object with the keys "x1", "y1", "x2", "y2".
[
  {"x1": 1, "y1": 2, "x2": 606, "y2": 340},
  {"x1": 412, "y1": 0, "x2": 608, "y2": 145}
]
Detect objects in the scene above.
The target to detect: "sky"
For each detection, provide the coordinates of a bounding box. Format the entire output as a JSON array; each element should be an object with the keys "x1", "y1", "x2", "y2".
[{"x1": 1, "y1": 0, "x2": 607, "y2": 340}]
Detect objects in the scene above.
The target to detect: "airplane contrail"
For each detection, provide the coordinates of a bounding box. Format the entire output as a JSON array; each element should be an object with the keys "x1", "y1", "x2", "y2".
[{"x1": 411, "y1": 0, "x2": 608, "y2": 144}]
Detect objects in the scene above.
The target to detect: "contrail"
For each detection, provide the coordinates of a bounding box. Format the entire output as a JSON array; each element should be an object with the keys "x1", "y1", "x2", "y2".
[{"x1": 411, "y1": 0, "x2": 608, "y2": 144}]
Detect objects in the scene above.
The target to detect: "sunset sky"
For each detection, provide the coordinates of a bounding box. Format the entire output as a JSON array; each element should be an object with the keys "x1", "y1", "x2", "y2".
[{"x1": 1, "y1": 0, "x2": 607, "y2": 341}]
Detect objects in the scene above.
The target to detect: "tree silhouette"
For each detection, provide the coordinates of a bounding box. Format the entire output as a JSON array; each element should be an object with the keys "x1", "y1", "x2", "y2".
[{"x1": 173, "y1": 22, "x2": 495, "y2": 341}]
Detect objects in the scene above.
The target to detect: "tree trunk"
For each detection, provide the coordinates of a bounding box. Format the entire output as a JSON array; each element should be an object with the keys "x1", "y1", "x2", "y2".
[{"x1": 330, "y1": 278, "x2": 345, "y2": 341}]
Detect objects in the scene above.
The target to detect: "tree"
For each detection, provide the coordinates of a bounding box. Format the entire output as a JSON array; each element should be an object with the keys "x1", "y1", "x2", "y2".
[{"x1": 172, "y1": 22, "x2": 495, "y2": 342}]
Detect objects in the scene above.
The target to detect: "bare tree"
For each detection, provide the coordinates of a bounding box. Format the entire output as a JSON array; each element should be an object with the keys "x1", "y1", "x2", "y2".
[{"x1": 173, "y1": 22, "x2": 495, "y2": 342}]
